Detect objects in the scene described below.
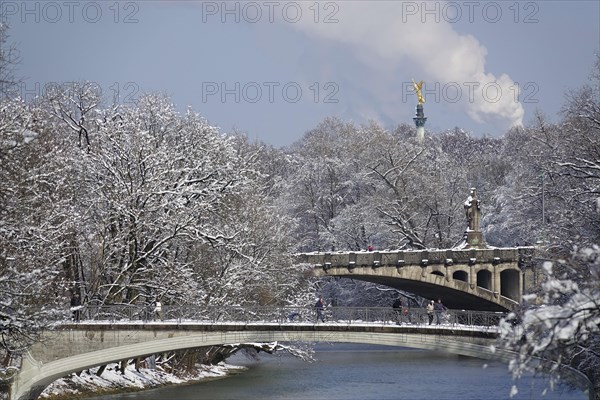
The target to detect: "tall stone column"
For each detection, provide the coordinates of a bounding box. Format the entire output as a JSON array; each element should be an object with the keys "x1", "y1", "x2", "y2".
[
  {"x1": 413, "y1": 103, "x2": 427, "y2": 142},
  {"x1": 411, "y1": 79, "x2": 427, "y2": 142}
]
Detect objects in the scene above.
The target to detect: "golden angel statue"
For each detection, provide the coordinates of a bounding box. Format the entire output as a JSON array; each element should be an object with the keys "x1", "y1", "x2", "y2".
[{"x1": 412, "y1": 79, "x2": 425, "y2": 104}]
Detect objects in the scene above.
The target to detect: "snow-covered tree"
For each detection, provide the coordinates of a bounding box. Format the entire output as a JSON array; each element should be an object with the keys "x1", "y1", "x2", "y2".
[
  {"x1": 500, "y1": 246, "x2": 600, "y2": 398},
  {"x1": 1, "y1": 83, "x2": 313, "y2": 373},
  {"x1": 282, "y1": 117, "x2": 375, "y2": 252},
  {"x1": 42, "y1": 80, "x2": 104, "y2": 150},
  {"x1": 369, "y1": 126, "x2": 478, "y2": 249},
  {"x1": 488, "y1": 56, "x2": 600, "y2": 253},
  {"x1": 0, "y1": 98, "x2": 67, "y2": 370},
  {"x1": 499, "y1": 57, "x2": 600, "y2": 398},
  {"x1": 0, "y1": 22, "x2": 20, "y2": 99}
]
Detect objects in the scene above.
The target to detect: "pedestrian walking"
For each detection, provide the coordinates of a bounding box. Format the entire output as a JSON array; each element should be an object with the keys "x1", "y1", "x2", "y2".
[
  {"x1": 392, "y1": 298, "x2": 402, "y2": 324},
  {"x1": 434, "y1": 299, "x2": 446, "y2": 325},
  {"x1": 70, "y1": 293, "x2": 82, "y2": 322},
  {"x1": 403, "y1": 302, "x2": 412, "y2": 324},
  {"x1": 153, "y1": 300, "x2": 163, "y2": 321},
  {"x1": 315, "y1": 297, "x2": 325, "y2": 323},
  {"x1": 426, "y1": 300, "x2": 435, "y2": 325}
]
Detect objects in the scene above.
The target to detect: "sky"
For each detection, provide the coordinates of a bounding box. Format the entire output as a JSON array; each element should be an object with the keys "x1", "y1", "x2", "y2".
[{"x1": 2, "y1": 0, "x2": 599, "y2": 148}]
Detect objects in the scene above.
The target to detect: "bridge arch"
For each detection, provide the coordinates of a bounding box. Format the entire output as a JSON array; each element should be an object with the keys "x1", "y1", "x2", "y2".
[
  {"x1": 13, "y1": 326, "x2": 505, "y2": 400},
  {"x1": 312, "y1": 264, "x2": 518, "y2": 311},
  {"x1": 453, "y1": 270, "x2": 468, "y2": 283},
  {"x1": 477, "y1": 269, "x2": 492, "y2": 290},
  {"x1": 500, "y1": 269, "x2": 520, "y2": 301}
]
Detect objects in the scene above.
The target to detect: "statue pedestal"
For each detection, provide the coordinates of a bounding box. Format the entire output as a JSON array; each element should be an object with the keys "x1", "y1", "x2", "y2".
[{"x1": 465, "y1": 230, "x2": 486, "y2": 249}]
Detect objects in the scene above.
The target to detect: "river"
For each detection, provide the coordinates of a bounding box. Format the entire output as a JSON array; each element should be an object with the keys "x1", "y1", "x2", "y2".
[{"x1": 87, "y1": 344, "x2": 586, "y2": 400}]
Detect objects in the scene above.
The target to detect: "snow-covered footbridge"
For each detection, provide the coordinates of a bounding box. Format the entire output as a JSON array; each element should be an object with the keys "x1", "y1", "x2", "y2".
[
  {"x1": 295, "y1": 246, "x2": 535, "y2": 312},
  {"x1": 11, "y1": 306, "x2": 511, "y2": 400}
]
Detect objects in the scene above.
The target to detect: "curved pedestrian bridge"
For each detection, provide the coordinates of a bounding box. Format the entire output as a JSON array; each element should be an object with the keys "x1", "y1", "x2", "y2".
[{"x1": 12, "y1": 306, "x2": 510, "y2": 400}]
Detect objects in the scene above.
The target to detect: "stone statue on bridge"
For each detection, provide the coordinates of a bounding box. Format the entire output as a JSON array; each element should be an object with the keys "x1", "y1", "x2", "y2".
[
  {"x1": 464, "y1": 188, "x2": 481, "y2": 232},
  {"x1": 464, "y1": 188, "x2": 486, "y2": 248}
]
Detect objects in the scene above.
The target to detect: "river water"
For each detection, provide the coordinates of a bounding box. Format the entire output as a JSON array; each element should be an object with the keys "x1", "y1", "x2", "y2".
[{"x1": 87, "y1": 344, "x2": 586, "y2": 400}]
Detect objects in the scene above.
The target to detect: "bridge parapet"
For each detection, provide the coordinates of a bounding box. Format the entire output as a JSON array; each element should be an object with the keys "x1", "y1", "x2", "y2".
[
  {"x1": 40, "y1": 304, "x2": 505, "y2": 328},
  {"x1": 294, "y1": 247, "x2": 534, "y2": 269}
]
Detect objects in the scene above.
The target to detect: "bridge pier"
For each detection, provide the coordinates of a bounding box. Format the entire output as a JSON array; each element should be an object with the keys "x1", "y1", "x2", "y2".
[{"x1": 493, "y1": 265, "x2": 500, "y2": 298}]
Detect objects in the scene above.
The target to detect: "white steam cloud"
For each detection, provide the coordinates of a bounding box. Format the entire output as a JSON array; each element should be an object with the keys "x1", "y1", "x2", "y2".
[{"x1": 291, "y1": 1, "x2": 524, "y2": 130}]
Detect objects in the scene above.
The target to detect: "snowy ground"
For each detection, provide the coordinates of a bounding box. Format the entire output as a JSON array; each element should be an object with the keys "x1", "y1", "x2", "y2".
[{"x1": 40, "y1": 361, "x2": 246, "y2": 399}]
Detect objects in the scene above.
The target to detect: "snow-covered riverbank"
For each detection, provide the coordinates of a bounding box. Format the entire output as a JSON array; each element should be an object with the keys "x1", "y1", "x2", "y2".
[
  {"x1": 37, "y1": 342, "x2": 311, "y2": 399},
  {"x1": 40, "y1": 362, "x2": 246, "y2": 399}
]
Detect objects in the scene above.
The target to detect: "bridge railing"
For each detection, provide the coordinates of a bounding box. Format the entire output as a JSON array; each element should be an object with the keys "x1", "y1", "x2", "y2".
[{"x1": 74, "y1": 305, "x2": 505, "y2": 329}]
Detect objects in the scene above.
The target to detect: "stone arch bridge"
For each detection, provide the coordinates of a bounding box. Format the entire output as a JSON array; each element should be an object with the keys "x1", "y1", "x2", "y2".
[{"x1": 294, "y1": 246, "x2": 535, "y2": 311}]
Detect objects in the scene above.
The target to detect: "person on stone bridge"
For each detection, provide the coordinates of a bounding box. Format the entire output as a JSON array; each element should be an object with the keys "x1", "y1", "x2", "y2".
[
  {"x1": 426, "y1": 300, "x2": 435, "y2": 325},
  {"x1": 434, "y1": 299, "x2": 447, "y2": 325},
  {"x1": 392, "y1": 297, "x2": 403, "y2": 324},
  {"x1": 70, "y1": 292, "x2": 82, "y2": 322},
  {"x1": 315, "y1": 297, "x2": 325, "y2": 323},
  {"x1": 153, "y1": 299, "x2": 163, "y2": 321},
  {"x1": 402, "y1": 301, "x2": 413, "y2": 324}
]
